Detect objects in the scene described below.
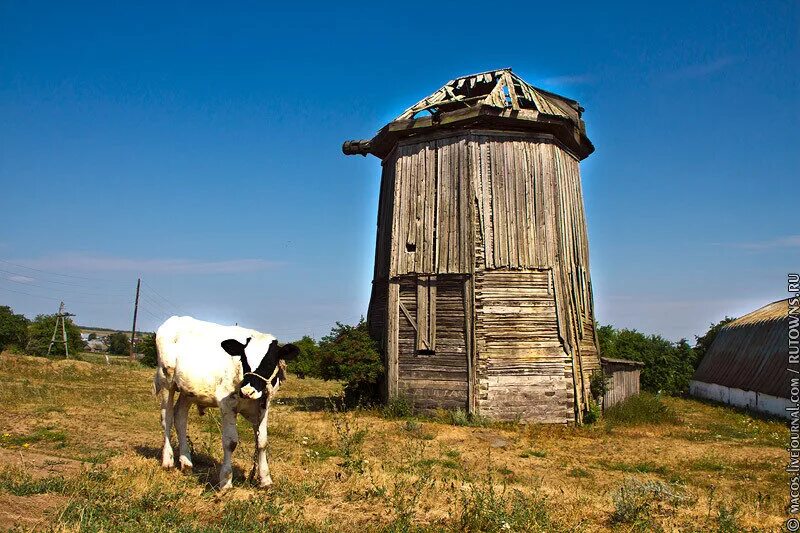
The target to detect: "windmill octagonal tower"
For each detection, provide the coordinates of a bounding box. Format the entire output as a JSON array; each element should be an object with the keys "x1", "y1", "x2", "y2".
[{"x1": 344, "y1": 68, "x2": 599, "y2": 423}]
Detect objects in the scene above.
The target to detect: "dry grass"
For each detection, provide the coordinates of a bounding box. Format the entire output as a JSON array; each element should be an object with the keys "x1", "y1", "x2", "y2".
[{"x1": 0, "y1": 352, "x2": 787, "y2": 531}]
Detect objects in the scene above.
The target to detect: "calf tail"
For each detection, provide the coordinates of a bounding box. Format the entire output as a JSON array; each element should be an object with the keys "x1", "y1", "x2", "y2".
[{"x1": 153, "y1": 368, "x2": 162, "y2": 396}]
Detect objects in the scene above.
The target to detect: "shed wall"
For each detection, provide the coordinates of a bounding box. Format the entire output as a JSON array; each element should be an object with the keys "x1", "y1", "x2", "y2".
[{"x1": 602, "y1": 366, "x2": 642, "y2": 408}]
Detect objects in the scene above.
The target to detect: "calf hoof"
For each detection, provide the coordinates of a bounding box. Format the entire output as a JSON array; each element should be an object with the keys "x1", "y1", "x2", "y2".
[
  {"x1": 258, "y1": 476, "x2": 273, "y2": 489},
  {"x1": 161, "y1": 452, "x2": 175, "y2": 469},
  {"x1": 179, "y1": 457, "x2": 193, "y2": 471}
]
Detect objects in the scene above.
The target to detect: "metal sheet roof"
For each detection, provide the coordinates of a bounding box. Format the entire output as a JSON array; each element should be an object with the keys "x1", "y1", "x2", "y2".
[{"x1": 692, "y1": 299, "x2": 790, "y2": 398}]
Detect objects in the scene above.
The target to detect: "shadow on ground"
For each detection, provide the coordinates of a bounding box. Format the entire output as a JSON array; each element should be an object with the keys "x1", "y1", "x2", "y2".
[
  {"x1": 277, "y1": 396, "x2": 334, "y2": 412},
  {"x1": 134, "y1": 445, "x2": 248, "y2": 490}
]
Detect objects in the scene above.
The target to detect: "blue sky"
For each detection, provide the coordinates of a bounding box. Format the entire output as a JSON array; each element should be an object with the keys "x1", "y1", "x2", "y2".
[{"x1": 1, "y1": 1, "x2": 797, "y2": 342}]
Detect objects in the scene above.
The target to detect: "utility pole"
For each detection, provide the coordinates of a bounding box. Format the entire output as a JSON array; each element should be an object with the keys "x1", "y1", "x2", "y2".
[
  {"x1": 47, "y1": 301, "x2": 75, "y2": 359},
  {"x1": 130, "y1": 278, "x2": 141, "y2": 361}
]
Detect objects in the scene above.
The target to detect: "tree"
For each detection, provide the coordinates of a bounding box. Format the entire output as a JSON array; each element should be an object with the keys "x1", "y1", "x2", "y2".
[
  {"x1": 139, "y1": 333, "x2": 158, "y2": 367},
  {"x1": 0, "y1": 306, "x2": 29, "y2": 351},
  {"x1": 597, "y1": 324, "x2": 697, "y2": 395},
  {"x1": 27, "y1": 314, "x2": 85, "y2": 357},
  {"x1": 693, "y1": 316, "x2": 736, "y2": 369},
  {"x1": 0, "y1": 305, "x2": 30, "y2": 352},
  {"x1": 107, "y1": 332, "x2": 131, "y2": 355},
  {"x1": 318, "y1": 318, "x2": 383, "y2": 406},
  {"x1": 287, "y1": 335, "x2": 322, "y2": 378}
]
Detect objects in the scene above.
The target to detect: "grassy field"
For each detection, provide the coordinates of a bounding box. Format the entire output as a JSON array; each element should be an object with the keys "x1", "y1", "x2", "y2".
[{"x1": 0, "y1": 353, "x2": 788, "y2": 532}]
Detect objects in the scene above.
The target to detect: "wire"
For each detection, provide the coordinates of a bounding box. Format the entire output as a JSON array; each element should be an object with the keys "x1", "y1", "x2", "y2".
[
  {"x1": 0, "y1": 285, "x2": 64, "y2": 301},
  {"x1": 0, "y1": 267, "x2": 128, "y2": 293},
  {"x1": 0, "y1": 274, "x2": 130, "y2": 300},
  {"x1": 138, "y1": 292, "x2": 176, "y2": 317},
  {"x1": 139, "y1": 306, "x2": 168, "y2": 322},
  {"x1": 141, "y1": 281, "x2": 187, "y2": 315},
  {"x1": 0, "y1": 258, "x2": 117, "y2": 283}
]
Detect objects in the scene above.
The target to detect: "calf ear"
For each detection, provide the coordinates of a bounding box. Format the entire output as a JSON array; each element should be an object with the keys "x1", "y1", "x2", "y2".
[
  {"x1": 221, "y1": 338, "x2": 248, "y2": 357},
  {"x1": 278, "y1": 343, "x2": 300, "y2": 361}
]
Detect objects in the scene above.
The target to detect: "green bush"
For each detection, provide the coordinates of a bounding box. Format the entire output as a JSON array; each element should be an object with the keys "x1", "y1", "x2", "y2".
[
  {"x1": 589, "y1": 369, "x2": 610, "y2": 402},
  {"x1": 0, "y1": 305, "x2": 29, "y2": 352},
  {"x1": 286, "y1": 335, "x2": 321, "y2": 378},
  {"x1": 604, "y1": 393, "x2": 678, "y2": 426},
  {"x1": 107, "y1": 332, "x2": 130, "y2": 355},
  {"x1": 693, "y1": 316, "x2": 736, "y2": 369},
  {"x1": 583, "y1": 400, "x2": 602, "y2": 424},
  {"x1": 318, "y1": 318, "x2": 383, "y2": 406},
  {"x1": 597, "y1": 325, "x2": 697, "y2": 395},
  {"x1": 383, "y1": 395, "x2": 414, "y2": 419},
  {"x1": 139, "y1": 334, "x2": 158, "y2": 367},
  {"x1": 26, "y1": 314, "x2": 85, "y2": 356}
]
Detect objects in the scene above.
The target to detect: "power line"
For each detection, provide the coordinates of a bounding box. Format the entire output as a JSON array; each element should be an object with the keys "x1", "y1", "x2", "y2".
[
  {"x1": 141, "y1": 281, "x2": 187, "y2": 315},
  {"x1": 139, "y1": 306, "x2": 167, "y2": 323},
  {"x1": 138, "y1": 291, "x2": 177, "y2": 317},
  {"x1": 0, "y1": 274, "x2": 130, "y2": 300},
  {"x1": 0, "y1": 267, "x2": 128, "y2": 293},
  {"x1": 0, "y1": 284, "x2": 64, "y2": 301},
  {"x1": 0, "y1": 258, "x2": 117, "y2": 283}
]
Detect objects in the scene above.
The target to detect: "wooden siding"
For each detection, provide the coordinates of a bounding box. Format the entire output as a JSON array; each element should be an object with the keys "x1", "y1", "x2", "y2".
[
  {"x1": 397, "y1": 276, "x2": 468, "y2": 409},
  {"x1": 388, "y1": 138, "x2": 472, "y2": 276},
  {"x1": 368, "y1": 130, "x2": 599, "y2": 422},
  {"x1": 602, "y1": 366, "x2": 642, "y2": 409},
  {"x1": 474, "y1": 270, "x2": 574, "y2": 423}
]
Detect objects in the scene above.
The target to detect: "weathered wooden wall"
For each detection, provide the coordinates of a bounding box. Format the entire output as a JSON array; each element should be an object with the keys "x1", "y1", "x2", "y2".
[
  {"x1": 601, "y1": 360, "x2": 642, "y2": 408},
  {"x1": 396, "y1": 276, "x2": 468, "y2": 409},
  {"x1": 366, "y1": 130, "x2": 598, "y2": 422},
  {"x1": 474, "y1": 269, "x2": 574, "y2": 423}
]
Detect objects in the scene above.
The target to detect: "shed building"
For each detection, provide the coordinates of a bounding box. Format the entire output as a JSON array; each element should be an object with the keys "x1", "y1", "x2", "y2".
[
  {"x1": 600, "y1": 358, "x2": 644, "y2": 409},
  {"x1": 344, "y1": 68, "x2": 600, "y2": 423},
  {"x1": 690, "y1": 299, "x2": 792, "y2": 419}
]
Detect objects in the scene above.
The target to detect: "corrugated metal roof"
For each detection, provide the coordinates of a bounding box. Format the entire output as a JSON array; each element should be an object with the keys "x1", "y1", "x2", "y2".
[{"x1": 692, "y1": 299, "x2": 790, "y2": 398}]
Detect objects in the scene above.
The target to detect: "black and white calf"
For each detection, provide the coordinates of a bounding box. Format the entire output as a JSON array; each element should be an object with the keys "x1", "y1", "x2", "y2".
[{"x1": 153, "y1": 316, "x2": 298, "y2": 489}]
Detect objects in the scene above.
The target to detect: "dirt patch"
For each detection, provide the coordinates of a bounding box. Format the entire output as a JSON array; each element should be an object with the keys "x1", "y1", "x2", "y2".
[
  {"x1": 0, "y1": 448, "x2": 86, "y2": 479},
  {"x1": 0, "y1": 492, "x2": 68, "y2": 530}
]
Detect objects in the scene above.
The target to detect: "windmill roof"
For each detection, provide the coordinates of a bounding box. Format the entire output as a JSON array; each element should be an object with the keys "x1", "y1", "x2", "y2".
[{"x1": 343, "y1": 68, "x2": 594, "y2": 160}]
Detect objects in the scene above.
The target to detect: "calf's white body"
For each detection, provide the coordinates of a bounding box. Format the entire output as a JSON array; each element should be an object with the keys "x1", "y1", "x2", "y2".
[{"x1": 154, "y1": 315, "x2": 284, "y2": 489}]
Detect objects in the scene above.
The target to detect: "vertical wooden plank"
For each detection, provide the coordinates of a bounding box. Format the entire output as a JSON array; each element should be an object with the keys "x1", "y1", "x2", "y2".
[
  {"x1": 416, "y1": 276, "x2": 428, "y2": 351},
  {"x1": 464, "y1": 275, "x2": 474, "y2": 414},
  {"x1": 386, "y1": 281, "x2": 400, "y2": 399},
  {"x1": 459, "y1": 137, "x2": 470, "y2": 273},
  {"x1": 389, "y1": 153, "x2": 402, "y2": 278},
  {"x1": 424, "y1": 145, "x2": 436, "y2": 273},
  {"x1": 436, "y1": 139, "x2": 447, "y2": 272},
  {"x1": 429, "y1": 276, "x2": 437, "y2": 351}
]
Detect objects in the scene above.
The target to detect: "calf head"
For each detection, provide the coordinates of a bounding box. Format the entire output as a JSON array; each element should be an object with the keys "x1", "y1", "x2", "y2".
[{"x1": 220, "y1": 337, "x2": 299, "y2": 400}]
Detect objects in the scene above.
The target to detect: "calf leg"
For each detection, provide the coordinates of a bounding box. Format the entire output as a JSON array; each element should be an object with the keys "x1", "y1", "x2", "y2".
[
  {"x1": 174, "y1": 393, "x2": 193, "y2": 471},
  {"x1": 218, "y1": 397, "x2": 239, "y2": 490},
  {"x1": 160, "y1": 387, "x2": 175, "y2": 468},
  {"x1": 254, "y1": 402, "x2": 272, "y2": 487}
]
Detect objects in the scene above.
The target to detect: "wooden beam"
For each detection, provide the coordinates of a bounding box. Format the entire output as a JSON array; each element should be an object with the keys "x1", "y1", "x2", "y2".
[{"x1": 387, "y1": 281, "x2": 400, "y2": 398}]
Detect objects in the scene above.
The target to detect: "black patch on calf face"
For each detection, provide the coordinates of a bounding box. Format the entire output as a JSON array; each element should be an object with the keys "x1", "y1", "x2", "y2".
[
  {"x1": 221, "y1": 337, "x2": 252, "y2": 373},
  {"x1": 239, "y1": 341, "x2": 300, "y2": 397}
]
